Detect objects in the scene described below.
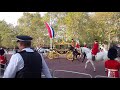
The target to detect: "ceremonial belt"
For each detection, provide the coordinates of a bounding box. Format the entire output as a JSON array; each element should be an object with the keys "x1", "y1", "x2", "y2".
[{"x1": 107, "y1": 69, "x2": 118, "y2": 72}]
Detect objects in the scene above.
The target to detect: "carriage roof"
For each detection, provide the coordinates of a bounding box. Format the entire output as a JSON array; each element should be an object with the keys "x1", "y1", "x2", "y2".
[
  {"x1": 54, "y1": 41, "x2": 71, "y2": 45},
  {"x1": 54, "y1": 41, "x2": 71, "y2": 51}
]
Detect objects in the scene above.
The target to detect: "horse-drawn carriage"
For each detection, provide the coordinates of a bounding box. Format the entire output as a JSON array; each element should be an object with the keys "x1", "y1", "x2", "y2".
[{"x1": 47, "y1": 41, "x2": 75, "y2": 60}]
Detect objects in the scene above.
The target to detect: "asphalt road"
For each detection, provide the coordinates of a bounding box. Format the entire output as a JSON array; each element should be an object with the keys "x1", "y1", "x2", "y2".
[
  {"x1": 43, "y1": 55, "x2": 107, "y2": 78},
  {"x1": 3, "y1": 54, "x2": 119, "y2": 78}
]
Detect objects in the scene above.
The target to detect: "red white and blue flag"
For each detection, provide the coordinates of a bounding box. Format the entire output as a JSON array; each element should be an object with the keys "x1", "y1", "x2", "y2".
[{"x1": 45, "y1": 22, "x2": 54, "y2": 38}]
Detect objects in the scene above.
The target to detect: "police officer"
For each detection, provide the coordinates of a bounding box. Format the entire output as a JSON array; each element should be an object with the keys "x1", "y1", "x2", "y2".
[{"x1": 3, "y1": 35, "x2": 52, "y2": 78}]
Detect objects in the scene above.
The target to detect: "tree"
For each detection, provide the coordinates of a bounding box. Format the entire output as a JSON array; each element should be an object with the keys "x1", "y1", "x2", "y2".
[
  {"x1": 0, "y1": 20, "x2": 16, "y2": 48},
  {"x1": 17, "y1": 12, "x2": 46, "y2": 47}
]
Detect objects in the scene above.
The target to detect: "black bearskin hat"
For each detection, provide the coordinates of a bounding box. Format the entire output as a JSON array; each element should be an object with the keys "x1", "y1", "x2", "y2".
[
  {"x1": 108, "y1": 47, "x2": 117, "y2": 60},
  {"x1": 0, "y1": 48, "x2": 5, "y2": 55}
]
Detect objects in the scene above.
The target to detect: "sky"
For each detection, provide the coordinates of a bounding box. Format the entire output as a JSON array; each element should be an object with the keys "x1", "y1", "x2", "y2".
[{"x1": 0, "y1": 12, "x2": 47, "y2": 26}]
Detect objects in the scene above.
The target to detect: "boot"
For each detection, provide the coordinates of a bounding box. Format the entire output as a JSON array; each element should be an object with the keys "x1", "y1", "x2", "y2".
[
  {"x1": 92, "y1": 55, "x2": 95, "y2": 61},
  {"x1": 82, "y1": 53, "x2": 86, "y2": 62}
]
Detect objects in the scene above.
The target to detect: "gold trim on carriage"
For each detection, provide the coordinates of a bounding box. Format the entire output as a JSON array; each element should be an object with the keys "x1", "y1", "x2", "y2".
[{"x1": 46, "y1": 40, "x2": 74, "y2": 60}]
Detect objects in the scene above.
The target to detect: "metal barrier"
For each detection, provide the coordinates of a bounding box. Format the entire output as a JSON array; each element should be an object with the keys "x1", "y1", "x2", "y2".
[
  {"x1": 95, "y1": 75, "x2": 109, "y2": 78},
  {"x1": 53, "y1": 70, "x2": 92, "y2": 78}
]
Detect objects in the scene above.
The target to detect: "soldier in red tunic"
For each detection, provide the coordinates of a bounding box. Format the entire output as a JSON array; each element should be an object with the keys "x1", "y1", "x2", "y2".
[
  {"x1": 84, "y1": 42, "x2": 87, "y2": 47},
  {"x1": 105, "y1": 47, "x2": 120, "y2": 78},
  {"x1": 0, "y1": 48, "x2": 7, "y2": 69},
  {"x1": 91, "y1": 39, "x2": 99, "y2": 61},
  {"x1": 75, "y1": 41, "x2": 80, "y2": 49}
]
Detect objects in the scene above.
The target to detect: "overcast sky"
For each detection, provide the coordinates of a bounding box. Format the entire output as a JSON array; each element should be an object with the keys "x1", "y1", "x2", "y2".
[{"x1": 0, "y1": 12, "x2": 47, "y2": 26}]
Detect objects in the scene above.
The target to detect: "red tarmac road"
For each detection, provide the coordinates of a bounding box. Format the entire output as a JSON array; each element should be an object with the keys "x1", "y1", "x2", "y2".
[{"x1": 6, "y1": 54, "x2": 120, "y2": 78}]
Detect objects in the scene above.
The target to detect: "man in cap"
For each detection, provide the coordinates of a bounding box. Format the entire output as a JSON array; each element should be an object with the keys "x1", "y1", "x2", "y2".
[
  {"x1": 3, "y1": 35, "x2": 52, "y2": 78},
  {"x1": 105, "y1": 47, "x2": 120, "y2": 78}
]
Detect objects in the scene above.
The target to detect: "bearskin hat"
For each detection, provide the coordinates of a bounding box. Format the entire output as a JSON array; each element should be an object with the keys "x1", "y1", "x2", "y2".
[
  {"x1": 0, "y1": 48, "x2": 5, "y2": 55},
  {"x1": 108, "y1": 47, "x2": 117, "y2": 60}
]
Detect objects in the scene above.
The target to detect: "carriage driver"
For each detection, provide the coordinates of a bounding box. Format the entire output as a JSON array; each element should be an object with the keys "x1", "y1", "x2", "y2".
[{"x1": 71, "y1": 39, "x2": 75, "y2": 48}]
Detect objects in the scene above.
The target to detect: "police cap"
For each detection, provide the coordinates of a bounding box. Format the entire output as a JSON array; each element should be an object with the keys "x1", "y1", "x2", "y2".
[{"x1": 16, "y1": 35, "x2": 33, "y2": 42}]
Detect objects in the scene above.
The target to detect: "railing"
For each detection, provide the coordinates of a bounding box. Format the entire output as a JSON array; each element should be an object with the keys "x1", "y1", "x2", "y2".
[{"x1": 53, "y1": 70, "x2": 92, "y2": 78}]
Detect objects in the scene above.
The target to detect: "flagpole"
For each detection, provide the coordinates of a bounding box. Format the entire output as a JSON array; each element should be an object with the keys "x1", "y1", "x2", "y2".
[
  {"x1": 50, "y1": 38, "x2": 52, "y2": 50},
  {"x1": 50, "y1": 13, "x2": 53, "y2": 50}
]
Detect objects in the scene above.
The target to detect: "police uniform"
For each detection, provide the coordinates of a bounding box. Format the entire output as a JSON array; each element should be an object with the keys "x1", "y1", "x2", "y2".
[{"x1": 3, "y1": 35, "x2": 52, "y2": 78}]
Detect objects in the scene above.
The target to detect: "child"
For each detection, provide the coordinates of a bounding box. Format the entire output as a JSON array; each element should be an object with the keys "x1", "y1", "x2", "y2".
[{"x1": 105, "y1": 47, "x2": 120, "y2": 78}]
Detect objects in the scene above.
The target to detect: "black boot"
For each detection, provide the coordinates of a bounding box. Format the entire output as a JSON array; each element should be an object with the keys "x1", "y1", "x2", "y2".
[
  {"x1": 92, "y1": 55, "x2": 95, "y2": 61},
  {"x1": 82, "y1": 53, "x2": 86, "y2": 62}
]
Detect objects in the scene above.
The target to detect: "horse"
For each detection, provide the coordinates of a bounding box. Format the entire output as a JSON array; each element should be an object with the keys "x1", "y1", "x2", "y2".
[
  {"x1": 79, "y1": 47, "x2": 108, "y2": 71},
  {"x1": 69, "y1": 45, "x2": 81, "y2": 61}
]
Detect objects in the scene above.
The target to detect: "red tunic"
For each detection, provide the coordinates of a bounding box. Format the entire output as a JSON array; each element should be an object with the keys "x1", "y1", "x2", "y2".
[
  {"x1": 75, "y1": 43, "x2": 80, "y2": 48},
  {"x1": 92, "y1": 42, "x2": 99, "y2": 55},
  {"x1": 84, "y1": 45, "x2": 87, "y2": 47},
  {"x1": 0, "y1": 55, "x2": 6, "y2": 64},
  {"x1": 105, "y1": 60, "x2": 120, "y2": 78}
]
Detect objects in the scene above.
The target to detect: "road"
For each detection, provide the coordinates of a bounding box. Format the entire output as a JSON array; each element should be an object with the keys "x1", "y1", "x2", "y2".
[
  {"x1": 3, "y1": 54, "x2": 119, "y2": 78},
  {"x1": 43, "y1": 55, "x2": 107, "y2": 78}
]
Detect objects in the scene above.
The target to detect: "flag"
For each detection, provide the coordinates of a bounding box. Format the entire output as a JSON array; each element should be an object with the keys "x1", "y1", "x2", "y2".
[
  {"x1": 51, "y1": 26, "x2": 54, "y2": 38},
  {"x1": 45, "y1": 22, "x2": 54, "y2": 38}
]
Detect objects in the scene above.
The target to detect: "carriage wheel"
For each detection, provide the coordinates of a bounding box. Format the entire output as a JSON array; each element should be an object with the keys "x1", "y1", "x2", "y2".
[
  {"x1": 53, "y1": 51, "x2": 59, "y2": 58},
  {"x1": 66, "y1": 51, "x2": 73, "y2": 60},
  {"x1": 47, "y1": 51, "x2": 54, "y2": 59}
]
